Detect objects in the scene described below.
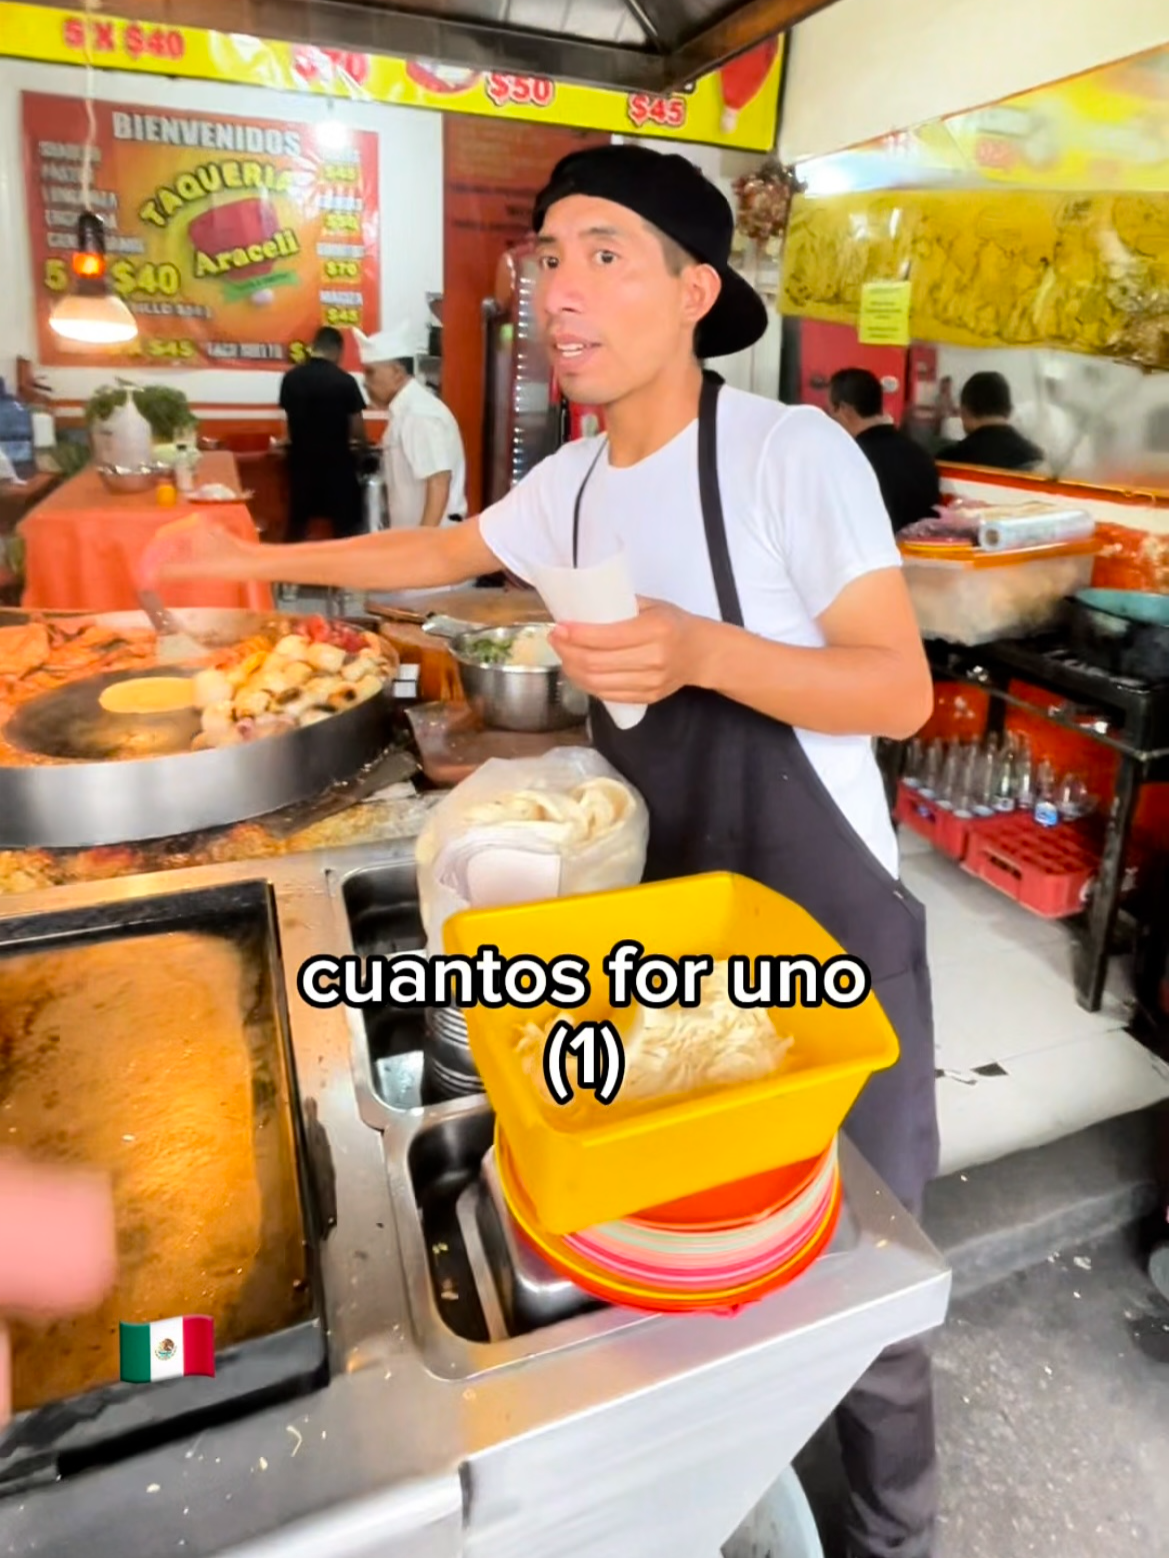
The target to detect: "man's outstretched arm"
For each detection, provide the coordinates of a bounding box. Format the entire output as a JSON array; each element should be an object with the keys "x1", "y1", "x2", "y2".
[{"x1": 155, "y1": 513, "x2": 499, "y2": 592}]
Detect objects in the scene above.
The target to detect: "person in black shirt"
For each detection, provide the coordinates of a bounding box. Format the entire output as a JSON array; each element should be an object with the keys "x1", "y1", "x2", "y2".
[
  {"x1": 278, "y1": 327, "x2": 367, "y2": 542},
  {"x1": 939, "y1": 371, "x2": 1045, "y2": 472},
  {"x1": 828, "y1": 368, "x2": 941, "y2": 533}
]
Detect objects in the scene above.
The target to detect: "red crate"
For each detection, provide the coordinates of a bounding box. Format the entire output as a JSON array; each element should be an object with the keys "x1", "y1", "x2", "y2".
[
  {"x1": 962, "y1": 812, "x2": 1141, "y2": 919},
  {"x1": 895, "y1": 782, "x2": 986, "y2": 861}
]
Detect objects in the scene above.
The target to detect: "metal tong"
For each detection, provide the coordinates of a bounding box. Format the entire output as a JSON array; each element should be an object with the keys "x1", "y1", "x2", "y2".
[{"x1": 137, "y1": 590, "x2": 211, "y2": 664}]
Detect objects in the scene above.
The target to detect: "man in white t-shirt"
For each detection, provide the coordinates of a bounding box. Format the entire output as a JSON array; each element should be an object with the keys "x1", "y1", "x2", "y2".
[
  {"x1": 159, "y1": 146, "x2": 939, "y2": 1558},
  {"x1": 354, "y1": 327, "x2": 467, "y2": 529}
]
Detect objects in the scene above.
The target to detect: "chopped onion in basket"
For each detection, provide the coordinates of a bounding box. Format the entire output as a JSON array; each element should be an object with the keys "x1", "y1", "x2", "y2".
[{"x1": 516, "y1": 960, "x2": 794, "y2": 1110}]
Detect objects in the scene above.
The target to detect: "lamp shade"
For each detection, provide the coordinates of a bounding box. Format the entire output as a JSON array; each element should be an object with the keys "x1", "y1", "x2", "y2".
[{"x1": 49, "y1": 291, "x2": 138, "y2": 346}]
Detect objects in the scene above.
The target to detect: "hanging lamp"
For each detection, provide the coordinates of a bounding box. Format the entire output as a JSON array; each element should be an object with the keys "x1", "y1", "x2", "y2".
[
  {"x1": 48, "y1": 1, "x2": 139, "y2": 348},
  {"x1": 49, "y1": 211, "x2": 138, "y2": 345}
]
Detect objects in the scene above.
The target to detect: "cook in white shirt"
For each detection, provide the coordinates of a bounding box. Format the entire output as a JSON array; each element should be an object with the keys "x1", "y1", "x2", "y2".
[{"x1": 354, "y1": 327, "x2": 467, "y2": 529}]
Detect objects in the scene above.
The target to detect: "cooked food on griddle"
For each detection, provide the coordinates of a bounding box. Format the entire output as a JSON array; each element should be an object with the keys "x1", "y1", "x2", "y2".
[
  {"x1": 0, "y1": 619, "x2": 157, "y2": 766},
  {"x1": 0, "y1": 612, "x2": 396, "y2": 763},
  {"x1": 0, "y1": 620, "x2": 156, "y2": 698},
  {"x1": 191, "y1": 615, "x2": 395, "y2": 749},
  {"x1": 98, "y1": 676, "x2": 197, "y2": 715}
]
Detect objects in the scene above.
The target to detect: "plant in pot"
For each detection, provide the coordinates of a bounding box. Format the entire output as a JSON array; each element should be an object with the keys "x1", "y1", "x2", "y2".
[{"x1": 86, "y1": 383, "x2": 196, "y2": 469}]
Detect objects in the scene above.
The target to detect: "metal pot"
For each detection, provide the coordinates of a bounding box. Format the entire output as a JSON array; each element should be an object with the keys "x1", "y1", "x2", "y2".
[
  {"x1": 450, "y1": 627, "x2": 588, "y2": 732},
  {"x1": 1063, "y1": 590, "x2": 1169, "y2": 683}
]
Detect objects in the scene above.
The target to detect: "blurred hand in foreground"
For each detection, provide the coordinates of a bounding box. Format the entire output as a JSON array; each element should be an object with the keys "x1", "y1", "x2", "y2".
[
  {"x1": 138, "y1": 515, "x2": 258, "y2": 587},
  {"x1": 0, "y1": 1159, "x2": 117, "y2": 1426}
]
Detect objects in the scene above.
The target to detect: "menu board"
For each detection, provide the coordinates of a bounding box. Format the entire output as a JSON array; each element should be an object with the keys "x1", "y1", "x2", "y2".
[{"x1": 22, "y1": 92, "x2": 380, "y2": 370}]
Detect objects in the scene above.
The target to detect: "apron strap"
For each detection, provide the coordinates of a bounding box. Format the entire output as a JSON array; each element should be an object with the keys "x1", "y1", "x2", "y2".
[
  {"x1": 571, "y1": 439, "x2": 608, "y2": 569},
  {"x1": 570, "y1": 369, "x2": 746, "y2": 632},
  {"x1": 697, "y1": 371, "x2": 745, "y2": 630}
]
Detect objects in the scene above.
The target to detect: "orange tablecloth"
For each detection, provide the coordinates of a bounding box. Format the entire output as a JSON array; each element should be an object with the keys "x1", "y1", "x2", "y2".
[{"x1": 19, "y1": 451, "x2": 273, "y2": 612}]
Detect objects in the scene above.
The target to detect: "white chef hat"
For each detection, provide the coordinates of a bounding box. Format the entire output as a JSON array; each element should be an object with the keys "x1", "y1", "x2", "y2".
[{"x1": 353, "y1": 325, "x2": 418, "y2": 366}]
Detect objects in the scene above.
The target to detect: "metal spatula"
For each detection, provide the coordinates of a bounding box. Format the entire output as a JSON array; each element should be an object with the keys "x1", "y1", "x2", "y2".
[{"x1": 138, "y1": 590, "x2": 210, "y2": 664}]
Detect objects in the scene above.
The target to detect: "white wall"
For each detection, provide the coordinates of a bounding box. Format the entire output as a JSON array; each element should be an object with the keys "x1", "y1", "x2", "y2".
[
  {"x1": 780, "y1": 0, "x2": 1169, "y2": 164},
  {"x1": 0, "y1": 58, "x2": 443, "y2": 408},
  {"x1": 933, "y1": 343, "x2": 1169, "y2": 488},
  {"x1": 616, "y1": 138, "x2": 783, "y2": 400}
]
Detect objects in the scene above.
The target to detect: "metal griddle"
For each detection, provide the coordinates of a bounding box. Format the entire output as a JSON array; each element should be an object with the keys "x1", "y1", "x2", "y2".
[
  {"x1": 6, "y1": 665, "x2": 203, "y2": 762},
  {"x1": 0, "y1": 610, "x2": 400, "y2": 849}
]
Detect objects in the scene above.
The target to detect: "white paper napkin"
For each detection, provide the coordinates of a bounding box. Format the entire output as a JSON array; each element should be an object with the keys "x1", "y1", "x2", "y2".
[
  {"x1": 425, "y1": 831, "x2": 564, "y2": 957},
  {"x1": 531, "y1": 546, "x2": 646, "y2": 730},
  {"x1": 464, "y1": 847, "x2": 563, "y2": 907}
]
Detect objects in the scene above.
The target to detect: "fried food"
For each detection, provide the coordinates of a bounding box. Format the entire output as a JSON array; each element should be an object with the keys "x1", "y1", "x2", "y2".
[
  {"x1": 0, "y1": 612, "x2": 394, "y2": 765},
  {"x1": 190, "y1": 616, "x2": 395, "y2": 748},
  {"x1": 0, "y1": 619, "x2": 159, "y2": 766},
  {"x1": 0, "y1": 623, "x2": 51, "y2": 679}
]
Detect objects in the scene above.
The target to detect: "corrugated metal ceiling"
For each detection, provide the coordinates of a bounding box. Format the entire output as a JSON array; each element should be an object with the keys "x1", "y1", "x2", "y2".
[{"x1": 79, "y1": 0, "x2": 839, "y2": 90}]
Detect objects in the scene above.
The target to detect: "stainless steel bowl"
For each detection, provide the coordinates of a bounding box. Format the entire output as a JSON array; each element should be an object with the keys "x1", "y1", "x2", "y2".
[
  {"x1": 96, "y1": 463, "x2": 167, "y2": 495},
  {"x1": 451, "y1": 626, "x2": 588, "y2": 733}
]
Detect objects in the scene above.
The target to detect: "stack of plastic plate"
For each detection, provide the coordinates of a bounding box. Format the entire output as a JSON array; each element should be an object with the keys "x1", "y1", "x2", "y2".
[
  {"x1": 446, "y1": 872, "x2": 898, "y2": 1236},
  {"x1": 423, "y1": 1005, "x2": 483, "y2": 1099},
  {"x1": 495, "y1": 1127, "x2": 841, "y2": 1316}
]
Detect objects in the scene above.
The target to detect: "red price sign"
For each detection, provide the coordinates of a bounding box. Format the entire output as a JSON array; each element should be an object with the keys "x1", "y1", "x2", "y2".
[
  {"x1": 122, "y1": 23, "x2": 185, "y2": 61},
  {"x1": 626, "y1": 93, "x2": 687, "y2": 131},
  {"x1": 485, "y1": 73, "x2": 556, "y2": 109},
  {"x1": 61, "y1": 15, "x2": 185, "y2": 62},
  {"x1": 291, "y1": 46, "x2": 371, "y2": 87}
]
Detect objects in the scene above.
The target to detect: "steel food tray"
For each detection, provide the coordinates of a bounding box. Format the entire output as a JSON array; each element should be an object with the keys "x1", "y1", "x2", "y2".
[{"x1": 0, "y1": 878, "x2": 330, "y2": 1495}]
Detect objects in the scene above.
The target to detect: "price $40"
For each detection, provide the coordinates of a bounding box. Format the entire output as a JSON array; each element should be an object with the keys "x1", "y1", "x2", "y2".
[{"x1": 543, "y1": 1020, "x2": 626, "y2": 1107}]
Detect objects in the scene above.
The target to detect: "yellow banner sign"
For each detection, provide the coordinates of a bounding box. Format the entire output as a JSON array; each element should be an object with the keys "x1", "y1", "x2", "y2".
[
  {"x1": 782, "y1": 189, "x2": 1169, "y2": 367},
  {"x1": 0, "y1": 3, "x2": 784, "y2": 153},
  {"x1": 799, "y1": 45, "x2": 1169, "y2": 195}
]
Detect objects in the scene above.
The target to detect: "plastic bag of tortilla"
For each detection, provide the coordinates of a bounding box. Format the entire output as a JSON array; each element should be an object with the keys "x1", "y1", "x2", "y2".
[{"x1": 415, "y1": 749, "x2": 649, "y2": 956}]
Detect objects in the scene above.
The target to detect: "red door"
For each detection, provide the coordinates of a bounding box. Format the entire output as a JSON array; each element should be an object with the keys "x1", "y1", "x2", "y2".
[{"x1": 797, "y1": 319, "x2": 908, "y2": 424}]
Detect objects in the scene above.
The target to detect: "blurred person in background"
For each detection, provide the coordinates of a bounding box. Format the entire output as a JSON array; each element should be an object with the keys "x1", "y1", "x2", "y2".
[
  {"x1": 940, "y1": 372, "x2": 1044, "y2": 472},
  {"x1": 278, "y1": 326, "x2": 367, "y2": 543},
  {"x1": 355, "y1": 328, "x2": 467, "y2": 530},
  {"x1": 1015, "y1": 358, "x2": 1110, "y2": 481},
  {"x1": 828, "y1": 368, "x2": 941, "y2": 533}
]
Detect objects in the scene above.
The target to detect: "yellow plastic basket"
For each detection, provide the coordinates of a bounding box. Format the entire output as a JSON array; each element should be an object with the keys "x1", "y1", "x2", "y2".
[{"x1": 444, "y1": 872, "x2": 899, "y2": 1234}]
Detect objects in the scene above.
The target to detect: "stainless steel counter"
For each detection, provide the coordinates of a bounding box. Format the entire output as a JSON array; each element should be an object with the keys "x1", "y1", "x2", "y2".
[{"x1": 0, "y1": 842, "x2": 951, "y2": 1558}]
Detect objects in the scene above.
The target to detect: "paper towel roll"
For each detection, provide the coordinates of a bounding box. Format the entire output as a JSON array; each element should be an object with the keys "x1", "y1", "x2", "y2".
[
  {"x1": 531, "y1": 548, "x2": 646, "y2": 730},
  {"x1": 978, "y1": 511, "x2": 1095, "y2": 552}
]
